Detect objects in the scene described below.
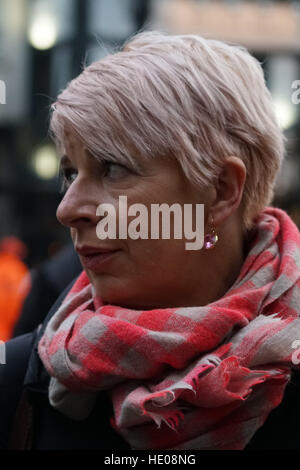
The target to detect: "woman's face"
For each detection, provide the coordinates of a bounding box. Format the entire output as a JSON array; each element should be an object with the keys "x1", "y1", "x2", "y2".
[{"x1": 57, "y1": 131, "x2": 213, "y2": 309}]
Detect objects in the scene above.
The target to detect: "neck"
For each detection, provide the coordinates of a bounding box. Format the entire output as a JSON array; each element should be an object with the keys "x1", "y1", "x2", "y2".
[
  {"x1": 184, "y1": 215, "x2": 247, "y2": 307},
  {"x1": 118, "y1": 229, "x2": 247, "y2": 311},
  {"x1": 101, "y1": 214, "x2": 248, "y2": 311}
]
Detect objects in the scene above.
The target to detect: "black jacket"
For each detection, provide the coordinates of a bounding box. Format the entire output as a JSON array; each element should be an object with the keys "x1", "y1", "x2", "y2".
[
  {"x1": 1, "y1": 283, "x2": 300, "y2": 450},
  {"x1": 13, "y1": 245, "x2": 81, "y2": 337}
]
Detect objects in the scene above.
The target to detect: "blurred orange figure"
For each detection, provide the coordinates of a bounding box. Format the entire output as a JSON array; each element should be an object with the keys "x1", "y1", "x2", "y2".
[{"x1": 0, "y1": 236, "x2": 30, "y2": 341}]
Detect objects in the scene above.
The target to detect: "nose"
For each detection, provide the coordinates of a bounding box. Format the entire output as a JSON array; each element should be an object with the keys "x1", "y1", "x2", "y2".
[{"x1": 56, "y1": 181, "x2": 99, "y2": 229}]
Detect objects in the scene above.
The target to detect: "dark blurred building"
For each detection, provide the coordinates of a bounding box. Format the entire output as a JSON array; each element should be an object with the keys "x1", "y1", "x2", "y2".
[
  {"x1": 0, "y1": 0, "x2": 151, "y2": 268},
  {"x1": 151, "y1": 0, "x2": 300, "y2": 222}
]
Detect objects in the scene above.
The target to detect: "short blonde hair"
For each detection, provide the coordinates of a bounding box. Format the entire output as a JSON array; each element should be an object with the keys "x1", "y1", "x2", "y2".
[{"x1": 50, "y1": 30, "x2": 285, "y2": 230}]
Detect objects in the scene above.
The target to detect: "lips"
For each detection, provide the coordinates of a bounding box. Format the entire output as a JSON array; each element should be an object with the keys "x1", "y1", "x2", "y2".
[
  {"x1": 75, "y1": 245, "x2": 118, "y2": 256},
  {"x1": 75, "y1": 245, "x2": 121, "y2": 271}
]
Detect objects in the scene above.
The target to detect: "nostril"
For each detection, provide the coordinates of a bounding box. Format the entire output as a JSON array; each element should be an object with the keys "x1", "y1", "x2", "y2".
[
  {"x1": 56, "y1": 198, "x2": 99, "y2": 229},
  {"x1": 56, "y1": 195, "x2": 74, "y2": 227},
  {"x1": 56, "y1": 202, "x2": 68, "y2": 227}
]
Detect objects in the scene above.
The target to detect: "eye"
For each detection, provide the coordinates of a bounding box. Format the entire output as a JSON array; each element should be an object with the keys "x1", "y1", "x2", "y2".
[
  {"x1": 102, "y1": 161, "x2": 131, "y2": 180},
  {"x1": 59, "y1": 167, "x2": 77, "y2": 194}
]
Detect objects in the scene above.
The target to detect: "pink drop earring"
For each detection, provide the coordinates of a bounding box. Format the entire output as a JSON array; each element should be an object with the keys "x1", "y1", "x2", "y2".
[{"x1": 204, "y1": 215, "x2": 218, "y2": 249}]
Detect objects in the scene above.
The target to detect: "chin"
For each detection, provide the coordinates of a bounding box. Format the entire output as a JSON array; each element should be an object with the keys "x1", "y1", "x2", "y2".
[{"x1": 91, "y1": 276, "x2": 132, "y2": 306}]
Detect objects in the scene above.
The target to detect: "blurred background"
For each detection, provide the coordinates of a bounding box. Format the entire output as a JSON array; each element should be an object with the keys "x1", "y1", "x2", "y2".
[{"x1": 0, "y1": 0, "x2": 299, "y2": 338}]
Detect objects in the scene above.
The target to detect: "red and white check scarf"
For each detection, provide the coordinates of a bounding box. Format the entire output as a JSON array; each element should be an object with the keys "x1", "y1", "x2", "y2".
[{"x1": 38, "y1": 207, "x2": 300, "y2": 450}]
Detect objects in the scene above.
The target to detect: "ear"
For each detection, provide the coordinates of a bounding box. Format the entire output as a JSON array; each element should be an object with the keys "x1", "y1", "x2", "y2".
[{"x1": 211, "y1": 156, "x2": 247, "y2": 226}]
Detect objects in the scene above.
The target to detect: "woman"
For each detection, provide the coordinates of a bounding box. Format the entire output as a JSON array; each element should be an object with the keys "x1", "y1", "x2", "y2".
[{"x1": 2, "y1": 30, "x2": 300, "y2": 450}]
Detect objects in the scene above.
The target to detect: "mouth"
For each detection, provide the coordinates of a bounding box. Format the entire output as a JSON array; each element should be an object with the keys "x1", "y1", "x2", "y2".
[{"x1": 75, "y1": 245, "x2": 121, "y2": 272}]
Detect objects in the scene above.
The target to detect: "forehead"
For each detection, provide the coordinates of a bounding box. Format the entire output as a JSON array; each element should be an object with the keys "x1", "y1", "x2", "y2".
[
  {"x1": 60, "y1": 127, "x2": 185, "y2": 181},
  {"x1": 63, "y1": 129, "x2": 83, "y2": 151},
  {"x1": 59, "y1": 131, "x2": 92, "y2": 169}
]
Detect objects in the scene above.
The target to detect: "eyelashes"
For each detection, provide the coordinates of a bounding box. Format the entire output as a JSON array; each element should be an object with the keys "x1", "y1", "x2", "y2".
[
  {"x1": 59, "y1": 168, "x2": 77, "y2": 194},
  {"x1": 58, "y1": 161, "x2": 132, "y2": 195},
  {"x1": 103, "y1": 161, "x2": 131, "y2": 179}
]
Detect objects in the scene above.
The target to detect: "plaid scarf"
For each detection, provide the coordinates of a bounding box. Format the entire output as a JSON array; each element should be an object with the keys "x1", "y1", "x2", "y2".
[{"x1": 38, "y1": 207, "x2": 300, "y2": 450}]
